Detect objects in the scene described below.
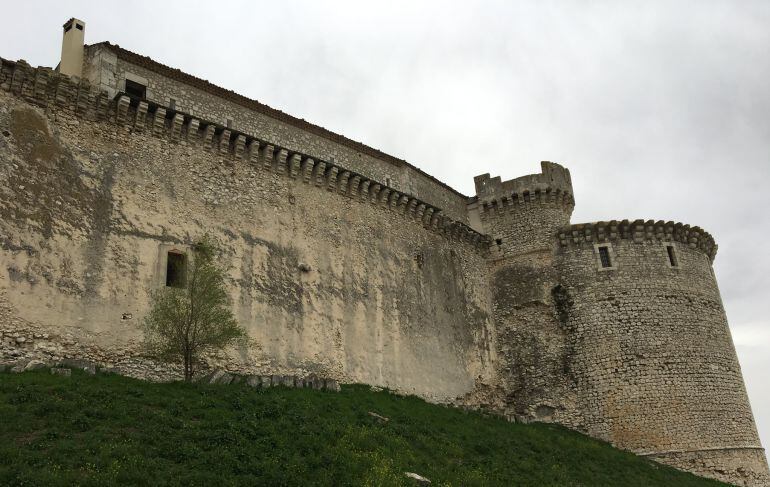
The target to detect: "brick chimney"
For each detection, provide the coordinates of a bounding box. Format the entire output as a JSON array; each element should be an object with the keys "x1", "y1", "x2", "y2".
[{"x1": 59, "y1": 18, "x2": 85, "y2": 78}]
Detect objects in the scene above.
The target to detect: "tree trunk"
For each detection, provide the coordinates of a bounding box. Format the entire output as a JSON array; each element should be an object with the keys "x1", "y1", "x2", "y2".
[
  {"x1": 188, "y1": 356, "x2": 195, "y2": 382},
  {"x1": 184, "y1": 354, "x2": 192, "y2": 382}
]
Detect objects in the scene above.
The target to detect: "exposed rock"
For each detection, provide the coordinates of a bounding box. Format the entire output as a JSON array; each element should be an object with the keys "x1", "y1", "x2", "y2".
[
  {"x1": 324, "y1": 379, "x2": 341, "y2": 392},
  {"x1": 405, "y1": 472, "x2": 431, "y2": 484},
  {"x1": 23, "y1": 360, "x2": 46, "y2": 371},
  {"x1": 368, "y1": 411, "x2": 389, "y2": 423},
  {"x1": 207, "y1": 369, "x2": 230, "y2": 385}
]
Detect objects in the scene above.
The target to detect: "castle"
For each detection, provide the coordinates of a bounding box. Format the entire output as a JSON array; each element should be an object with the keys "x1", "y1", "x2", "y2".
[{"x1": 0, "y1": 18, "x2": 767, "y2": 485}]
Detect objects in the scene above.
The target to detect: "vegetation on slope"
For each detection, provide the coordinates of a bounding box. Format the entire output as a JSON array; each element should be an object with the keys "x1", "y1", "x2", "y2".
[{"x1": 0, "y1": 369, "x2": 726, "y2": 486}]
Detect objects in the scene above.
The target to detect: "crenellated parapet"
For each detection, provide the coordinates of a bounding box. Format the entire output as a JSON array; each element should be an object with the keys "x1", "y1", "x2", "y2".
[
  {"x1": 0, "y1": 57, "x2": 490, "y2": 253},
  {"x1": 0, "y1": 58, "x2": 111, "y2": 121},
  {"x1": 473, "y1": 162, "x2": 575, "y2": 223},
  {"x1": 477, "y1": 188, "x2": 574, "y2": 223},
  {"x1": 558, "y1": 219, "x2": 718, "y2": 262}
]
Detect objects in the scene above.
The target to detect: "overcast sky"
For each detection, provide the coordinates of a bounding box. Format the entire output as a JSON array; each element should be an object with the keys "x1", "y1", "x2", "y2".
[{"x1": 3, "y1": 1, "x2": 768, "y2": 460}]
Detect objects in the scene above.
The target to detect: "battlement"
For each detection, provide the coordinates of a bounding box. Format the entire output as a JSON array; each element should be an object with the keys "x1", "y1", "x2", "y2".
[
  {"x1": 0, "y1": 57, "x2": 490, "y2": 252},
  {"x1": 558, "y1": 219, "x2": 718, "y2": 262},
  {"x1": 473, "y1": 161, "x2": 575, "y2": 215}
]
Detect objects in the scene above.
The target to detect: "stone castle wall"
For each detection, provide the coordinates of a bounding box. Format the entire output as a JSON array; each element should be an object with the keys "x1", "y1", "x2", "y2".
[
  {"x1": 82, "y1": 44, "x2": 470, "y2": 223},
  {"x1": 0, "y1": 58, "x2": 496, "y2": 401},
  {"x1": 0, "y1": 54, "x2": 767, "y2": 485}
]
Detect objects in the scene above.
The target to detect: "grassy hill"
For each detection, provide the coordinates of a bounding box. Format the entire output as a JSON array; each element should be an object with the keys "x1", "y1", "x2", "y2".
[{"x1": 0, "y1": 369, "x2": 726, "y2": 486}]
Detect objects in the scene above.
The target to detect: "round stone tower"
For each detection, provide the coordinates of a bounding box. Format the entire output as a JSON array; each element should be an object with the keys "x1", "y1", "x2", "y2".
[
  {"x1": 470, "y1": 162, "x2": 580, "y2": 423},
  {"x1": 554, "y1": 219, "x2": 769, "y2": 486},
  {"x1": 472, "y1": 161, "x2": 574, "y2": 259}
]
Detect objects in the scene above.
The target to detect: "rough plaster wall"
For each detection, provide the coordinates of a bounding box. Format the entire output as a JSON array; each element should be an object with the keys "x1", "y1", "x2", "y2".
[
  {"x1": 555, "y1": 238, "x2": 769, "y2": 486},
  {"x1": 0, "y1": 89, "x2": 495, "y2": 401},
  {"x1": 82, "y1": 47, "x2": 469, "y2": 222}
]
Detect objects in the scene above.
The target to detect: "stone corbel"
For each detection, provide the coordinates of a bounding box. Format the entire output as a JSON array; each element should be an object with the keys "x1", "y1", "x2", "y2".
[
  {"x1": 302, "y1": 157, "x2": 315, "y2": 183},
  {"x1": 115, "y1": 95, "x2": 130, "y2": 125},
  {"x1": 288, "y1": 153, "x2": 302, "y2": 179},
  {"x1": 152, "y1": 107, "x2": 167, "y2": 136},
  {"x1": 274, "y1": 149, "x2": 288, "y2": 174},
  {"x1": 171, "y1": 113, "x2": 185, "y2": 140},
  {"x1": 261, "y1": 144, "x2": 275, "y2": 170},
  {"x1": 234, "y1": 135, "x2": 247, "y2": 159}
]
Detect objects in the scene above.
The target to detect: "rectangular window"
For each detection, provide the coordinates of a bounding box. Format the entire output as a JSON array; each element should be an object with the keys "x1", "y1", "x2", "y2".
[
  {"x1": 125, "y1": 79, "x2": 147, "y2": 99},
  {"x1": 666, "y1": 245, "x2": 678, "y2": 267},
  {"x1": 598, "y1": 246, "x2": 612, "y2": 268},
  {"x1": 168, "y1": 98, "x2": 176, "y2": 110},
  {"x1": 166, "y1": 252, "x2": 187, "y2": 288}
]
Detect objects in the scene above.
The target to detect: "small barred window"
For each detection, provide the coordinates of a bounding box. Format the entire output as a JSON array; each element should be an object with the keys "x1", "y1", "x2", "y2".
[{"x1": 598, "y1": 246, "x2": 612, "y2": 268}]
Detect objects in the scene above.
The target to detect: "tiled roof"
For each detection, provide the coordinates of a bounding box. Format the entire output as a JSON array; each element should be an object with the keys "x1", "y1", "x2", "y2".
[{"x1": 90, "y1": 42, "x2": 468, "y2": 199}]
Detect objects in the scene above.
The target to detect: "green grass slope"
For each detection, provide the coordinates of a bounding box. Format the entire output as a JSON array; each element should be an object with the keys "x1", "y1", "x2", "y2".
[{"x1": 0, "y1": 369, "x2": 726, "y2": 486}]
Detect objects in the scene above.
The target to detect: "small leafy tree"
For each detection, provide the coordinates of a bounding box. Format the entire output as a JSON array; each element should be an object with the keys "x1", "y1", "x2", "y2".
[{"x1": 142, "y1": 237, "x2": 246, "y2": 381}]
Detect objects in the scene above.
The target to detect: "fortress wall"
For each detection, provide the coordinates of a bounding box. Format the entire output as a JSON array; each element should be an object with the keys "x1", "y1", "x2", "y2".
[
  {"x1": 555, "y1": 220, "x2": 769, "y2": 486},
  {"x1": 82, "y1": 44, "x2": 471, "y2": 223},
  {"x1": 3, "y1": 53, "x2": 767, "y2": 483},
  {"x1": 0, "y1": 61, "x2": 496, "y2": 401},
  {"x1": 470, "y1": 163, "x2": 579, "y2": 424}
]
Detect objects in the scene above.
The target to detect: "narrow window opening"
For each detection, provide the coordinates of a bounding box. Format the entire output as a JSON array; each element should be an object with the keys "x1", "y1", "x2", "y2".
[
  {"x1": 64, "y1": 22, "x2": 73, "y2": 33},
  {"x1": 76, "y1": 23, "x2": 84, "y2": 31},
  {"x1": 166, "y1": 252, "x2": 187, "y2": 288},
  {"x1": 495, "y1": 238, "x2": 502, "y2": 246},
  {"x1": 125, "y1": 79, "x2": 147, "y2": 99},
  {"x1": 598, "y1": 246, "x2": 612, "y2": 268},
  {"x1": 168, "y1": 98, "x2": 176, "y2": 110},
  {"x1": 666, "y1": 245, "x2": 678, "y2": 267}
]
